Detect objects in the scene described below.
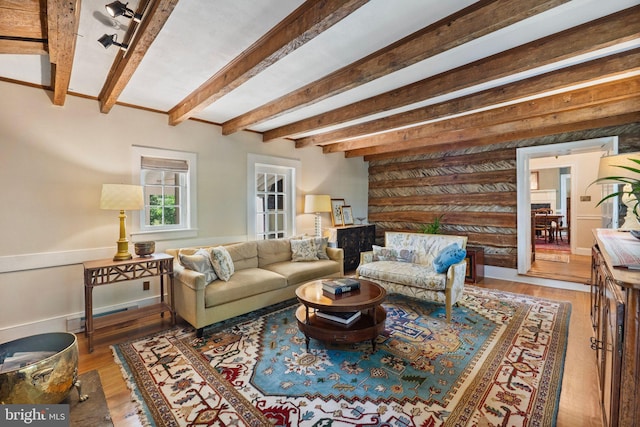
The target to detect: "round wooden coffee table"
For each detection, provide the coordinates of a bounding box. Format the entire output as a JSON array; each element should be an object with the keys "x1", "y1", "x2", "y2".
[{"x1": 295, "y1": 279, "x2": 386, "y2": 352}]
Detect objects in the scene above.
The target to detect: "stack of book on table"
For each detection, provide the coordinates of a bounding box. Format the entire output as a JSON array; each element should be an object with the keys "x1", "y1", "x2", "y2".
[
  {"x1": 315, "y1": 310, "x2": 361, "y2": 326},
  {"x1": 322, "y1": 278, "x2": 360, "y2": 295}
]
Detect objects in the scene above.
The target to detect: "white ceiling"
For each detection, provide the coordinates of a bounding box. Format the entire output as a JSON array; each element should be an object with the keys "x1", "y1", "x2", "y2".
[{"x1": 1, "y1": 0, "x2": 638, "y2": 152}]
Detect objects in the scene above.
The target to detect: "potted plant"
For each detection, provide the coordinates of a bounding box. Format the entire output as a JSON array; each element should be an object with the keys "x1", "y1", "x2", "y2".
[
  {"x1": 421, "y1": 214, "x2": 444, "y2": 234},
  {"x1": 594, "y1": 156, "x2": 640, "y2": 218}
]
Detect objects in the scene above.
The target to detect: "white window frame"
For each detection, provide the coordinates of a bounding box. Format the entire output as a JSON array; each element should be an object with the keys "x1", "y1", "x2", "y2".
[
  {"x1": 131, "y1": 146, "x2": 198, "y2": 241},
  {"x1": 247, "y1": 154, "x2": 300, "y2": 239}
]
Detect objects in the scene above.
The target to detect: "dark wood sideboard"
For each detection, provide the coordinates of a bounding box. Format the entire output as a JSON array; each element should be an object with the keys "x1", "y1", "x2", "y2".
[
  {"x1": 590, "y1": 229, "x2": 640, "y2": 427},
  {"x1": 328, "y1": 224, "x2": 375, "y2": 272},
  {"x1": 464, "y1": 246, "x2": 484, "y2": 283}
]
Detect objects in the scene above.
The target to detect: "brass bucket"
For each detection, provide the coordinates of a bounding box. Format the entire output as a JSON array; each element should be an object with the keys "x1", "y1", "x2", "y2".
[{"x1": 0, "y1": 332, "x2": 86, "y2": 404}]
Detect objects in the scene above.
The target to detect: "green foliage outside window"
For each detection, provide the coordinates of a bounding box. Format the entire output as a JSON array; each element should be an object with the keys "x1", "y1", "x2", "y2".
[{"x1": 149, "y1": 194, "x2": 177, "y2": 225}]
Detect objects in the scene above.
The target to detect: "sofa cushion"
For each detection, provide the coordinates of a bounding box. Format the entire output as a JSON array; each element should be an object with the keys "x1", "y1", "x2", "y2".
[
  {"x1": 257, "y1": 239, "x2": 292, "y2": 267},
  {"x1": 433, "y1": 243, "x2": 466, "y2": 273},
  {"x1": 178, "y1": 249, "x2": 217, "y2": 283},
  {"x1": 261, "y1": 260, "x2": 341, "y2": 285},
  {"x1": 292, "y1": 236, "x2": 330, "y2": 260},
  {"x1": 372, "y1": 245, "x2": 415, "y2": 263},
  {"x1": 291, "y1": 238, "x2": 319, "y2": 262},
  {"x1": 356, "y1": 261, "x2": 446, "y2": 290},
  {"x1": 204, "y1": 268, "x2": 286, "y2": 307},
  {"x1": 209, "y1": 246, "x2": 235, "y2": 281},
  {"x1": 385, "y1": 232, "x2": 466, "y2": 266},
  {"x1": 224, "y1": 241, "x2": 258, "y2": 270}
]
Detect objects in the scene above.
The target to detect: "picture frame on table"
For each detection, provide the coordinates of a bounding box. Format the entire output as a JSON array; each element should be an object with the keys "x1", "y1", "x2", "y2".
[
  {"x1": 331, "y1": 198, "x2": 345, "y2": 226},
  {"x1": 341, "y1": 205, "x2": 354, "y2": 225}
]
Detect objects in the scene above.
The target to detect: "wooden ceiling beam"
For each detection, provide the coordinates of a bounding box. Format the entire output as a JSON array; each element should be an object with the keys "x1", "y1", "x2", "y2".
[
  {"x1": 223, "y1": 0, "x2": 568, "y2": 136},
  {"x1": 325, "y1": 76, "x2": 640, "y2": 154},
  {"x1": 275, "y1": 5, "x2": 640, "y2": 144},
  {"x1": 168, "y1": 0, "x2": 369, "y2": 126},
  {"x1": 295, "y1": 48, "x2": 640, "y2": 147},
  {"x1": 363, "y1": 113, "x2": 640, "y2": 162},
  {"x1": 0, "y1": 39, "x2": 46, "y2": 54},
  {"x1": 99, "y1": 0, "x2": 179, "y2": 114},
  {"x1": 47, "y1": 0, "x2": 81, "y2": 106},
  {"x1": 346, "y1": 97, "x2": 640, "y2": 158},
  {"x1": 0, "y1": 0, "x2": 44, "y2": 39}
]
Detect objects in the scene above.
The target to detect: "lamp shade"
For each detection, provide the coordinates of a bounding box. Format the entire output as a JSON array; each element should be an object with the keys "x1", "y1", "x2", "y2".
[
  {"x1": 100, "y1": 184, "x2": 144, "y2": 210},
  {"x1": 597, "y1": 152, "x2": 640, "y2": 184},
  {"x1": 304, "y1": 195, "x2": 331, "y2": 213}
]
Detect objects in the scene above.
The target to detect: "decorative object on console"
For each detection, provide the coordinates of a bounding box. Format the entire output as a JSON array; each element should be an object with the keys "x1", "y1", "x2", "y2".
[
  {"x1": 330, "y1": 198, "x2": 345, "y2": 226},
  {"x1": 304, "y1": 194, "x2": 331, "y2": 237},
  {"x1": 594, "y1": 152, "x2": 640, "y2": 230},
  {"x1": 100, "y1": 184, "x2": 144, "y2": 261},
  {"x1": 134, "y1": 241, "x2": 155, "y2": 257},
  {"x1": 341, "y1": 205, "x2": 354, "y2": 225}
]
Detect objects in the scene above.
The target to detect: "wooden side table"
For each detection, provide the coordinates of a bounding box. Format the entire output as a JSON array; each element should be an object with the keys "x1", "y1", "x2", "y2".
[
  {"x1": 464, "y1": 246, "x2": 484, "y2": 284},
  {"x1": 83, "y1": 253, "x2": 175, "y2": 352}
]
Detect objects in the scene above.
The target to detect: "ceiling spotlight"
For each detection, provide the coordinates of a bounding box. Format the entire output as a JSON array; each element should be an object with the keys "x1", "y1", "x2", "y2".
[
  {"x1": 98, "y1": 33, "x2": 128, "y2": 51},
  {"x1": 105, "y1": 1, "x2": 142, "y2": 23}
]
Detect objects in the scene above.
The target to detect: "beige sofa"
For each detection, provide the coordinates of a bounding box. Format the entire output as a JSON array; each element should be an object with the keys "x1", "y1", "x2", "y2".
[
  {"x1": 167, "y1": 238, "x2": 343, "y2": 335},
  {"x1": 356, "y1": 231, "x2": 467, "y2": 321}
]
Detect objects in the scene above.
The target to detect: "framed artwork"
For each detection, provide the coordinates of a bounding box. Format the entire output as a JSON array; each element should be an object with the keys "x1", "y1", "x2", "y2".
[
  {"x1": 331, "y1": 198, "x2": 345, "y2": 226},
  {"x1": 341, "y1": 205, "x2": 354, "y2": 225},
  {"x1": 530, "y1": 171, "x2": 539, "y2": 190}
]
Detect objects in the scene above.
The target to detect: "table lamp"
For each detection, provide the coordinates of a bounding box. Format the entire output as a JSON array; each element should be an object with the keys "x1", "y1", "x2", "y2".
[
  {"x1": 597, "y1": 153, "x2": 640, "y2": 230},
  {"x1": 100, "y1": 184, "x2": 144, "y2": 260},
  {"x1": 304, "y1": 194, "x2": 331, "y2": 237}
]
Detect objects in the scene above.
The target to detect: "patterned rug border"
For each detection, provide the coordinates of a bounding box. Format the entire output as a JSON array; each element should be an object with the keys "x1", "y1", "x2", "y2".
[{"x1": 111, "y1": 285, "x2": 572, "y2": 426}]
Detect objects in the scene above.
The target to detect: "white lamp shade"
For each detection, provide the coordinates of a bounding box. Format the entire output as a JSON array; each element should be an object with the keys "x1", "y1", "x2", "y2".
[
  {"x1": 597, "y1": 153, "x2": 640, "y2": 184},
  {"x1": 100, "y1": 184, "x2": 144, "y2": 210},
  {"x1": 304, "y1": 194, "x2": 331, "y2": 213}
]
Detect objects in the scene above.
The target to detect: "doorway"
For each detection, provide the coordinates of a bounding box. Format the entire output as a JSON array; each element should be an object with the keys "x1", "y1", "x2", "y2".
[{"x1": 516, "y1": 136, "x2": 618, "y2": 283}]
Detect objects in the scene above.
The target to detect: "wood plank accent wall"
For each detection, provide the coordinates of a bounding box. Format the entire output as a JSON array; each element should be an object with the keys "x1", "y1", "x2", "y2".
[{"x1": 367, "y1": 123, "x2": 640, "y2": 269}]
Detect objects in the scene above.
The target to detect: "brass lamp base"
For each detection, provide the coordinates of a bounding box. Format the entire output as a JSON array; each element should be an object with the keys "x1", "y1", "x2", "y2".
[{"x1": 113, "y1": 239, "x2": 133, "y2": 261}]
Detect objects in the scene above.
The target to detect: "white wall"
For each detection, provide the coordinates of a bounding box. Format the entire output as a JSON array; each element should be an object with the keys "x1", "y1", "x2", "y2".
[{"x1": 0, "y1": 81, "x2": 369, "y2": 341}]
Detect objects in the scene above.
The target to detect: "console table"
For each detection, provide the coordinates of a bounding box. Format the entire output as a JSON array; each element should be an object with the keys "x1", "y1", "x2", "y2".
[
  {"x1": 590, "y1": 229, "x2": 640, "y2": 427},
  {"x1": 327, "y1": 224, "x2": 375, "y2": 272},
  {"x1": 83, "y1": 253, "x2": 175, "y2": 352}
]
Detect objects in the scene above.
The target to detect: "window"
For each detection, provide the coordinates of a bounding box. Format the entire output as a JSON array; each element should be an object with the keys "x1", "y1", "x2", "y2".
[
  {"x1": 132, "y1": 146, "x2": 197, "y2": 240},
  {"x1": 248, "y1": 154, "x2": 299, "y2": 240}
]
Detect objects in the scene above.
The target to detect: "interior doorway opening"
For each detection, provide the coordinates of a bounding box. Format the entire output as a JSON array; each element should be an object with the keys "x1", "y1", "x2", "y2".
[{"x1": 516, "y1": 137, "x2": 618, "y2": 283}]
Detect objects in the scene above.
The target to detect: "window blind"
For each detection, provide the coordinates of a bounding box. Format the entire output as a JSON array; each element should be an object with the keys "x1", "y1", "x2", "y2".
[{"x1": 141, "y1": 156, "x2": 189, "y2": 171}]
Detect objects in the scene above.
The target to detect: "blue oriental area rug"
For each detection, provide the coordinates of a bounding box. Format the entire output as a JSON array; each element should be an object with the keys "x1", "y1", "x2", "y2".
[{"x1": 112, "y1": 286, "x2": 570, "y2": 426}]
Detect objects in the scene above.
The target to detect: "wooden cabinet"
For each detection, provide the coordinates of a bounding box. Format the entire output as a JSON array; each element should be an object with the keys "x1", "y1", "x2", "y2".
[
  {"x1": 327, "y1": 224, "x2": 375, "y2": 272},
  {"x1": 590, "y1": 229, "x2": 640, "y2": 427}
]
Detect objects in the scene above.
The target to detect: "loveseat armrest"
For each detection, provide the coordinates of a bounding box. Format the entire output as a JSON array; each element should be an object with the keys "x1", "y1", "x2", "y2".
[
  {"x1": 359, "y1": 251, "x2": 374, "y2": 265},
  {"x1": 173, "y1": 262, "x2": 208, "y2": 291},
  {"x1": 326, "y1": 247, "x2": 344, "y2": 262}
]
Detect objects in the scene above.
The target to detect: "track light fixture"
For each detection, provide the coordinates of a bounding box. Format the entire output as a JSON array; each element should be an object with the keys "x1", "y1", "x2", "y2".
[
  {"x1": 105, "y1": 1, "x2": 142, "y2": 23},
  {"x1": 98, "y1": 33, "x2": 128, "y2": 51}
]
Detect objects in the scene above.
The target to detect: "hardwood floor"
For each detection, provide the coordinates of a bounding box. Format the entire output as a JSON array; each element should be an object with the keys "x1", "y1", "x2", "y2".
[
  {"x1": 77, "y1": 279, "x2": 602, "y2": 427},
  {"x1": 528, "y1": 248, "x2": 592, "y2": 284}
]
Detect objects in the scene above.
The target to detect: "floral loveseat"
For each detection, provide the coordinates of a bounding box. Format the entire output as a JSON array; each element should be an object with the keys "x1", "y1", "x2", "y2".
[
  {"x1": 356, "y1": 231, "x2": 467, "y2": 321},
  {"x1": 167, "y1": 237, "x2": 343, "y2": 336}
]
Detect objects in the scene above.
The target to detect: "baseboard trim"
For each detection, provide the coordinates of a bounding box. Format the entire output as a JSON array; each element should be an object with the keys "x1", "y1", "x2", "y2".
[{"x1": 484, "y1": 266, "x2": 590, "y2": 293}]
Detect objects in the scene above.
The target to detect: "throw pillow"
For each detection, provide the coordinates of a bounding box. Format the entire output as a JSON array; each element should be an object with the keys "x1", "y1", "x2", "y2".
[
  {"x1": 179, "y1": 249, "x2": 217, "y2": 283},
  {"x1": 372, "y1": 245, "x2": 415, "y2": 263},
  {"x1": 291, "y1": 238, "x2": 319, "y2": 262},
  {"x1": 433, "y1": 243, "x2": 467, "y2": 273},
  {"x1": 208, "y1": 246, "x2": 235, "y2": 281},
  {"x1": 293, "y1": 236, "x2": 330, "y2": 260}
]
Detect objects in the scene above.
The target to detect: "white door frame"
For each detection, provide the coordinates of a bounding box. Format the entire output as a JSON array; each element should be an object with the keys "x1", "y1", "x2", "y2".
[{"x1": 516, "y1": 136, "x2": 618, "y2": 274}]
